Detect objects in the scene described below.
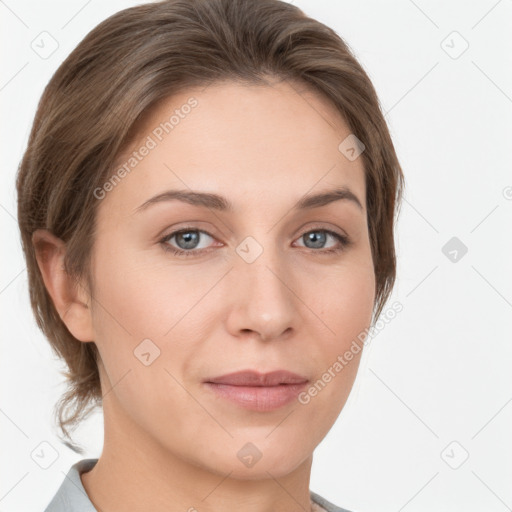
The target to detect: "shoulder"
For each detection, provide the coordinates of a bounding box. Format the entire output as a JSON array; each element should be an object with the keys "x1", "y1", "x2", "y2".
[
  {"x1": 310, "y1": 490, "x2": 355, "y2": 512},
  {"x1": 43, "y1": 458, "x2": 98, "y2": 512}
]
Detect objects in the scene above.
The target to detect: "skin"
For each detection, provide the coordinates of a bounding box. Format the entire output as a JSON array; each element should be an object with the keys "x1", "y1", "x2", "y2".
[{"x1": 34, "y1": 79, "x2": 375, "y2": 512}]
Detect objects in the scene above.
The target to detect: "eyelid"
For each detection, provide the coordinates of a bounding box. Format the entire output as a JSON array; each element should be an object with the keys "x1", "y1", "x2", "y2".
[
  {"x1": 160, "y1": 227, "x2": 219, "y2": 250},
  {"x1": 159, "y1": 223, "x2": 351, "y2": 256},
  {"x1": 294, "y1": 221, "x2": 349, "y2": 240}
]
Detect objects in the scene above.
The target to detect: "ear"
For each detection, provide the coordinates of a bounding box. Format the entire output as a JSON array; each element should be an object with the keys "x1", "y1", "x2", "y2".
[{"x1": 32, "y1": 229, "x2": 94, "y2": 342}]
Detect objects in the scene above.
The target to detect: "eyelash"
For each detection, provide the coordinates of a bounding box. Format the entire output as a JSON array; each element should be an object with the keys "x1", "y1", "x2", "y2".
[{"x1": 159, "y1": 227, "x2": 351, "y2": 258}]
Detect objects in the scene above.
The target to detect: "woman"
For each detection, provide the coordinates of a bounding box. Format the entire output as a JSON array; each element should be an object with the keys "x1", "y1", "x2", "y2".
[{"x1": 16, "y1": 0, "x2": 404, "y2": 510}]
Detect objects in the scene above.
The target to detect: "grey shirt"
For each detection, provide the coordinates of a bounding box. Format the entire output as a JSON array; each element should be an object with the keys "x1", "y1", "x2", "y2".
[{"x1": 43, "y1": 458, "x2": 352, "y2": 512}]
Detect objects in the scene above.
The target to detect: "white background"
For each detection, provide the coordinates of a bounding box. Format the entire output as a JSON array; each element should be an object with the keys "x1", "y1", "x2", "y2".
[{"x1": 1, "y1": 1, "x2": 511, "y2": 511}]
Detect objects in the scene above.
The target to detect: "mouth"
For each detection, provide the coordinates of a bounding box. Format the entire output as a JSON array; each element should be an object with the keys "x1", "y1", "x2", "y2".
[{"x1": 203, "y1": 370, "x2": 309, "y2": 412}]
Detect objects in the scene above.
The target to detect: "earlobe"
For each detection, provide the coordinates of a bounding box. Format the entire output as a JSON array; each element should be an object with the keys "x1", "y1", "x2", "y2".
[{"x1": 32, "y1": 229, "x2": 94, "y2": 342}]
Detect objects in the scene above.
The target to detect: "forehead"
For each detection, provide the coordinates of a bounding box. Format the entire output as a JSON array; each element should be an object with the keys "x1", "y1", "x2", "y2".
[{"x1": 101, "y1": 79, "x2": 366, "y2": 216}]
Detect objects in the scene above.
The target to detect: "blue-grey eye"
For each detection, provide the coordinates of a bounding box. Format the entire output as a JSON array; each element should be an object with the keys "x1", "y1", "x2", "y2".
[
  {"x1": 164, "y1": 229, "x2": 215, "y2": 251},
  {"x1": 175, "y1": 230, "x2": 200, "y2": 249},
  {"x1": 303, "y1": 231, "x2": 328, "y2": 249},
  {"x1": 298, "y1": 229, "x2": 346, "y2": 251}
]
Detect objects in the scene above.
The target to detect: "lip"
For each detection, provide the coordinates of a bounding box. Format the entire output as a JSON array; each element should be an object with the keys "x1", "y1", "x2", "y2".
[
  {"x1": 205, "y1": 370, "x2": 308, "y2": 386},
  {"x1": 203, "y1": 370, "x2": 309, "y2": 412}
]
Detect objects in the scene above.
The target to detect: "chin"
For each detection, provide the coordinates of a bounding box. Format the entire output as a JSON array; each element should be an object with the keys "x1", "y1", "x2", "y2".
[
  {"x1": 223, "y1": 459, "x2": 305, "y2": 481},
  {"x1": 211, "y1": 445, "x2": 310, "y2": 481}
]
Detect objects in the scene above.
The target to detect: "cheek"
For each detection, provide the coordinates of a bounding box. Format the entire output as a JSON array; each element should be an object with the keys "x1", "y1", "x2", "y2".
[
  {"x1": 303, "y1": 257, "x2": 374, "y2": 410},
  {"x1": 89, "y1": 240, "x2": 206, "y2": 340},
  {"x1": 332, "y1": 267, "x2": 375, "y2": 335},
  {"x1": 314, "y1": 255, "x2": 375, "y2": 341},
  {"x1": 88, "y1": 244, "x2": 217, "y2": 403},
  {"x1": 89, "y1": 256, "x2": 203, "y2": 434}
]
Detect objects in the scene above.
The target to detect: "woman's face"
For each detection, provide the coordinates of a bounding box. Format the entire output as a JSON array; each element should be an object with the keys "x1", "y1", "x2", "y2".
[{"x1": 88, "y1": 79, "x2": 375, "y2": 478}]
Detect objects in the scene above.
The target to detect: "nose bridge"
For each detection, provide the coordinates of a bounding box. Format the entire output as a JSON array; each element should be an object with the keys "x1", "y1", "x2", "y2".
[{"x1": 226, "y1": 233, "x2": 297, "y2": 340}]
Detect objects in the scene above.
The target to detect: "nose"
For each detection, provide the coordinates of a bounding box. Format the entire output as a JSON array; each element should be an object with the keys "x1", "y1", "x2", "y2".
[{"x1": 224, "y1": 243, "x2": 298, "y2": 342}]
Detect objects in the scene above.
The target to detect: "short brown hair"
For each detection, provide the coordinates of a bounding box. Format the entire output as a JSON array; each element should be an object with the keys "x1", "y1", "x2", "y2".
[{"x1": 16, "y1": 0, "x2": 404, "y2": 449}]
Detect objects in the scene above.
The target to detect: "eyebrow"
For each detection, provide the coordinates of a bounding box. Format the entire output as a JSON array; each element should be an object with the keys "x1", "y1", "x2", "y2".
[{"x1": 134, "y1": 186, "x2": 363, "y2": 213}]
